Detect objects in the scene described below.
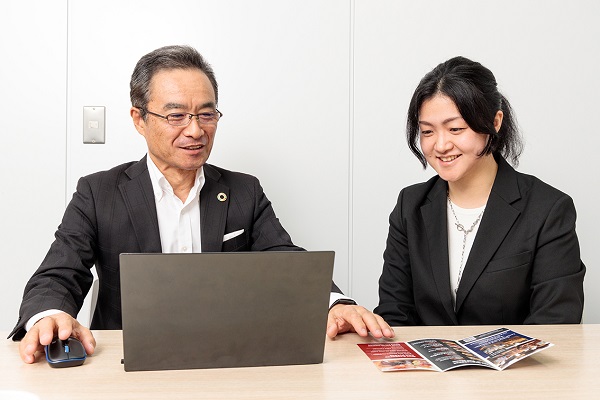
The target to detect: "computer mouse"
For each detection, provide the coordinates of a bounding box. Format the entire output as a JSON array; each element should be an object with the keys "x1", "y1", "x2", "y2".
[{"x1": 45, "y1": 337, "x2": 87, "y2": 368}]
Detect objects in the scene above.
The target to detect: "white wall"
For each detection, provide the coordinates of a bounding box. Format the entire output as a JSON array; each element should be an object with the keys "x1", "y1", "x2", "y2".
[
  {"x1": 0, "y1": 1, "x2": 68, "y2": 331},
  {"x1": 1, "y1": 0, "x2": 598, "y2": 331}
]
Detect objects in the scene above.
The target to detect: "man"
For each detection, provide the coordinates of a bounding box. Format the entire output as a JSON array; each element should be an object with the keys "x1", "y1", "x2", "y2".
[{"x1": 11, "y1": 45, "x2": 394, "y2": 363}]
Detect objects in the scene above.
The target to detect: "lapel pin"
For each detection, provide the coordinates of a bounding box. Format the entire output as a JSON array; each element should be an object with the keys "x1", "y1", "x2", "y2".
[{"x1": 217, "y1": 192, "x2": 227, "y2": 202}]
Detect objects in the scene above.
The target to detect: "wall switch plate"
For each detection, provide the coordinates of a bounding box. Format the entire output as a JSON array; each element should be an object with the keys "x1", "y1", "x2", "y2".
[{"x1": 83, "y1": 106, "x2": 105, "y2": 144}]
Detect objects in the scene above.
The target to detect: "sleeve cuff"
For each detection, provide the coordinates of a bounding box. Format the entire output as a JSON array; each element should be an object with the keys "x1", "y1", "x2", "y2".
[
  {"x1": 25, "y1": 309, "x2": 64, "y2": 331},
  {"x1": 329, "y1": 292, "x2": 357, "y2": 309}
]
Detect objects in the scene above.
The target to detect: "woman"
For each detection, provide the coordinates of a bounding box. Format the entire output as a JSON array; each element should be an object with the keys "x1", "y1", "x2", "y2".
[{"x1": 374, "y1": 56, "x2": 585, "y2": 325}]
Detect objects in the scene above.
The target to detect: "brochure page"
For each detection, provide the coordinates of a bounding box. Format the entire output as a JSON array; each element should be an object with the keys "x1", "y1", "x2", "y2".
[{"x1": 358, "y1": 328, "x2": 553, "y2": 372}]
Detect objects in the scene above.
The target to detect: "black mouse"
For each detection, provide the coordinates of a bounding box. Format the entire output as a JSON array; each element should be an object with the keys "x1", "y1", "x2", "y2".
[{"x1": 45, "y1": 337, "x2": 87, "y2": 368}]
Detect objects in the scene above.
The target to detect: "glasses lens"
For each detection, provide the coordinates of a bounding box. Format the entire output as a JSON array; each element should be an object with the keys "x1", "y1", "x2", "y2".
[
  {"x1": 197, "y1": 112, "x2": 220, "y2": 124},
  {"x1": 166, "y1": 113, "x2": 189, "y2": 126},
  {"x1": 165, "y1": 111, "x2": 221, "y2": 126}
]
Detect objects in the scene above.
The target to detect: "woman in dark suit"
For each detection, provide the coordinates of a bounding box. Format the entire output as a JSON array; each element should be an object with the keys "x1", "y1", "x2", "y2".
[{"x1": 374, "y1": 56, "x2": 585, "y2": 325}]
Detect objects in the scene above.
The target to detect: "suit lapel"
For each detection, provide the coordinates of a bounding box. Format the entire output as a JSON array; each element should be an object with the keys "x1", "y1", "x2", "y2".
[
  {"x1": 200, "y1": 165, "x2": 230, "y2": 252},
  {"x1": 422, "y1": 179, "x2": 458, "y2": 323},
  {"x1": 119, "y1": 156, "x2": 162, "y2": 253},
  {"x1": 455, "y1": 156, "x2": 521, "y2": 311}
]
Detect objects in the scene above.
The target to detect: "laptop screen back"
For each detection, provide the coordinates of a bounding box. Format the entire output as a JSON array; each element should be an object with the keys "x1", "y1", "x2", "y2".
[{"x1": 119, "y1": 251, "x2": 334, "y2": 371}]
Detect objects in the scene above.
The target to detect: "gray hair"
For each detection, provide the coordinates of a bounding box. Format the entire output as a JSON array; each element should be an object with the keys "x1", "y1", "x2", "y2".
[{"x1": 130, "y1": 45, "x2": 218, "y2": 117}]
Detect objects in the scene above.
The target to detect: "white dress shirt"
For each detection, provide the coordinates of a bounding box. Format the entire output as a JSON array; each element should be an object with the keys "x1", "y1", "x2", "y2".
[{"x1": 146, "y1": 156, "x2": 204, "y2": 253}]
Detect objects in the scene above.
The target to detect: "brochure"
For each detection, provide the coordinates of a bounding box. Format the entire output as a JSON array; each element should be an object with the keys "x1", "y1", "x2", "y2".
[{"x1": 358, "y1": 327, "x2": 553, "y2": 372}]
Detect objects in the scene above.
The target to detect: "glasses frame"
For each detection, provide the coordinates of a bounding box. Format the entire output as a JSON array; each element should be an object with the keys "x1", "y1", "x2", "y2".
[{"x1": 138, "y1": 107, "x2": 223, "y2": 126}]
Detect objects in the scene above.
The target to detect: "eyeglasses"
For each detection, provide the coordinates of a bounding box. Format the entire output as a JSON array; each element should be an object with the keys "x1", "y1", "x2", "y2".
[{"x1": 138, "y1": 108, "x2": 223, "y2": 126}]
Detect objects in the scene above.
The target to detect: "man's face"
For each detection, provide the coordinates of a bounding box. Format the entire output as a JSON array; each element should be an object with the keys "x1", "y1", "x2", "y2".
[{"x1": 132, "y1": 68, "x2": 218, "y2": 175}]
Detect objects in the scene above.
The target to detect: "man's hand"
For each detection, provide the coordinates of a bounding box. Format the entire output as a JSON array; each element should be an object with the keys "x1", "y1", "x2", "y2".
[
  {"x1": 19, "y1": 312, "x2": 96, "y2": 364},
  {"x1": 326, "y1": 304, "x2": 395, "y2": 339}
]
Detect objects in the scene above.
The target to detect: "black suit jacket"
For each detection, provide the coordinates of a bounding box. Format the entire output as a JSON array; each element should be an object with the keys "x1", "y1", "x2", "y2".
[
  {"x1": 10, "y1": 157, "x2": 339, "y2": 340},
  {"x1": 374, "y1": 155, "x2": 585, "y2": 326}
]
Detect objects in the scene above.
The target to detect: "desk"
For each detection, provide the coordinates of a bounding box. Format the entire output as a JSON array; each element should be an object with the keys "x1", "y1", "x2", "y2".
[{"x1": 1, "y1": 325, "x2": 598, "y2": 399}]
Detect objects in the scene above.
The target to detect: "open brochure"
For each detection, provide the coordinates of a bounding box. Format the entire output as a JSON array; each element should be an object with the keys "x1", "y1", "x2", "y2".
[{"x1": 358, "y1": 327, "x2": 553, "y2": 372}]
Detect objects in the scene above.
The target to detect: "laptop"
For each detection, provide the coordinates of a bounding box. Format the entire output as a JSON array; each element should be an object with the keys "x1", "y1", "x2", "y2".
[{"x1": 119, "y1": 251, "x2": 335, "y2": 372}]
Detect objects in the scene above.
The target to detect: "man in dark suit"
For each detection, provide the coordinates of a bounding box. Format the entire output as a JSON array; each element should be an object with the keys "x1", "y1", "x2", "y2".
[{"x1": 12, "y1": 45, "x2": 394, "y2": 363}]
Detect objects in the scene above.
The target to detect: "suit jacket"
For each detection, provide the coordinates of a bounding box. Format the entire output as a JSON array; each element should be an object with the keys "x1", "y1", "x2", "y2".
[
  {"x1": 10, "y1": 156, "x2": 340, "y2": 340},
  {"x1": 374, "y1": 155, "x2": 585, "y2": 326}
]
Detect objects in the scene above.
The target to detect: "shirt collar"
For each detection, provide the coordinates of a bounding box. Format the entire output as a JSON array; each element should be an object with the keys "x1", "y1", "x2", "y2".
[{"x1": 146, "y1": 155, "x2": 205, "y2": 203}]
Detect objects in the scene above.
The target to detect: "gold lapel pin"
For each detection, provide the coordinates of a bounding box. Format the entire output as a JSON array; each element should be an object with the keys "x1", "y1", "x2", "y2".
[{"x1": 217, "y1": 192, "x2": 227, "y2": 202}]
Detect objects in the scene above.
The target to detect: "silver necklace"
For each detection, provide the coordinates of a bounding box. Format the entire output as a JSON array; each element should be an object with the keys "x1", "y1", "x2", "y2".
[{"x1": 447, "y1": 192, "x2": 485, "y2": 295}]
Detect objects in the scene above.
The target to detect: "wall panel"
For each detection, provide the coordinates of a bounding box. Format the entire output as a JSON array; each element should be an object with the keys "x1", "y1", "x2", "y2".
[{"x1": 0, "y1": 1, "x2": 68, "y2": 330}]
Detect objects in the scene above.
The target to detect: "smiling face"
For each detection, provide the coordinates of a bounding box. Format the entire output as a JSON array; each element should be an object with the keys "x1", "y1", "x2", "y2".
[
  {"x1": 418, "y1": 94, "x2": 499, "y2": 188},
  {"x1": 131, "y1": 68, "x2": 218, "y2": 181}
]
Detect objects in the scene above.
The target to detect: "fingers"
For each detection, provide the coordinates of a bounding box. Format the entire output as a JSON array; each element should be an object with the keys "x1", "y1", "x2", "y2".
[
  {"x1": 72, "y1": 325, "x2": 96, "y2": 356},
  {"x1": 19, "y1": 330, "x2": 43, "y2": 364},
  {"x1": 326, "y1": 310, "x2": 343, "y2": 338},
  {"x1": 326, "y1": 304, "x2": 395, "y2": 339},
  {"x1": 326, "y1": 304, "x2": 363, "y2": 338},
  {"x1": 359, "y1": 309, "x2": 395, "y2": 339},
  {"x1": 343, "y1": 306, "x2": 370, "y2": 337},
  {"x1": 19, "y1": 315, "x2": 61, "y2": 363},
  {"x1": 55, "y1": 313, "x2": 96, "y2": 355},
  {"x1": 18, "y1": 312, "x2": 97, "y2": 363}
]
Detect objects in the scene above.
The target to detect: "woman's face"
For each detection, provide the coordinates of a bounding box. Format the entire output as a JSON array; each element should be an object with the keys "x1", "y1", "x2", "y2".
[{"x1": 418, "y1": 94, "x2": 497, "y2": 185}]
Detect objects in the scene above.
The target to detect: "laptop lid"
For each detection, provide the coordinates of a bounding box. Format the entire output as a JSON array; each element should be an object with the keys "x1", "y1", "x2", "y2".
[{"x1": 119, "y1": 251, "x2": 334, "y2": 372}]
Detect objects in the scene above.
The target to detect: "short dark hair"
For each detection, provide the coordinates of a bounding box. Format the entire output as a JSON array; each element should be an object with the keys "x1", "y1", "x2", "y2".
[
  {"x1": 130, "y1": 45, "x2": 219, "y2": 117},
  {"x1": 406, "y1": 56, "x2": 523, "y2": 167}
]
